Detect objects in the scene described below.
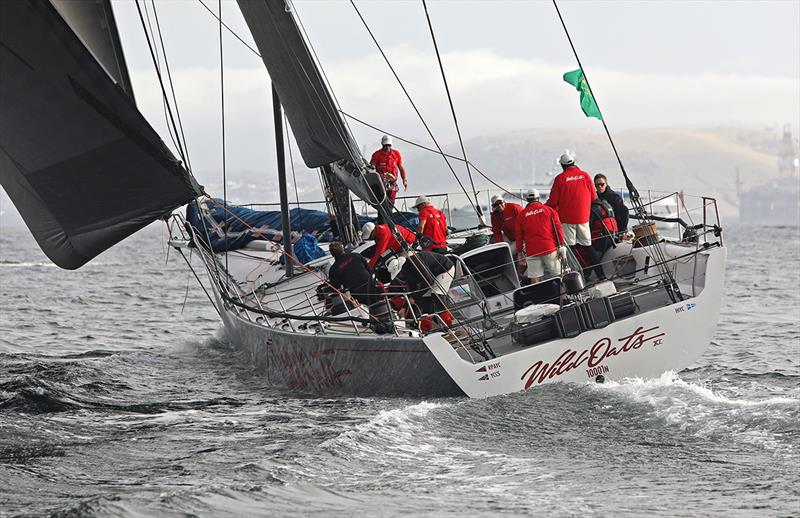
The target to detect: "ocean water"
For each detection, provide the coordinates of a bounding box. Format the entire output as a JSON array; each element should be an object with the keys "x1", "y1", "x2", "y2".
[{"x1": 1, "y1": 224, "x2": 798, "y2": 517}]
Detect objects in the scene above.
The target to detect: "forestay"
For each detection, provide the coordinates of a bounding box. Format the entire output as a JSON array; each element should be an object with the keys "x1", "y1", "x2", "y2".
[{"x1": 0, "y1": 0, "x2": 202, "y2": 269}]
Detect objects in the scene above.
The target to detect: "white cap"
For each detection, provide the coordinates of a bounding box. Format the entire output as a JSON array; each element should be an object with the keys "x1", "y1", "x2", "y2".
[
  {"x1": 381, "y1": 135, "x2": 393, "y2": 146},
  {"x1": 526, "y1": 188, "x2": 540, "y2": 200},
  {"x1": 361, "y1": 222, "x2": 375, "y2": 240},
  {"x1": 414, "y1": 195, "x2": 430, "y2": 208},
  {"x1": 559, "y1": 151, "x2": 575, "y2": 166},
  {"x1": 491, "y1": 194, "x2": 504, "y2": 206}
]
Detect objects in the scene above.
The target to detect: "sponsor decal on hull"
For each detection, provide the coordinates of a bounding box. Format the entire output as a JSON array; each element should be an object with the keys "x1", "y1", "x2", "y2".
[
  {"x1": 675, "y1": 302, "x2": 697, "y2": 314},
  {"x1": 520, "y1": 326, "x2": 666, "y2": 389},
  {"x1": 476, "y1": 362, "x2": 502, "y2": 381}
]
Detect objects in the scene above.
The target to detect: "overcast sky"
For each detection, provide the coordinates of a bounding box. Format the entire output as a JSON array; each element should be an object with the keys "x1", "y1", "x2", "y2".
[
  {"x1": 2, "y1": 0, "x2": 799, "y2": 224},
  {"x1": 105, "y1": 0, "x2": 800, "y2": 192}
]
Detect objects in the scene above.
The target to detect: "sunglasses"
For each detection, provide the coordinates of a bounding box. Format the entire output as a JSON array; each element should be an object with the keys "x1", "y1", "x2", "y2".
[{"x1": 595, "y1": 182, "x2": 606, "y2": 187}]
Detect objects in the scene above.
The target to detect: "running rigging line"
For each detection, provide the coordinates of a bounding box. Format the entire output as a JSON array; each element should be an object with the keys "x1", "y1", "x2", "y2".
[{"x1": 421, "y1": 0, "x2": 484, "y2": 223}]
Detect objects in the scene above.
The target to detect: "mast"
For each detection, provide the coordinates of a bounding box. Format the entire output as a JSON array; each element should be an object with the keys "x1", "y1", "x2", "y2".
[
  {"x1": 236, "y1": 0, "x2": 390, "y2": 221},
  {"x1": 272, "y1": 84, "x2": 294, "y2": 277}
]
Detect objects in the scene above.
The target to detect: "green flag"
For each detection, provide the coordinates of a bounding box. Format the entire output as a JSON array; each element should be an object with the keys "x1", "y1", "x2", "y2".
[{"x1": 563, "y1": 68, "x2": 603, "y2": 120}]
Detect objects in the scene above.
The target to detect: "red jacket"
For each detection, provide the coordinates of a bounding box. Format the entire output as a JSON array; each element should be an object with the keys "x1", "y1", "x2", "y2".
[
  {"x1": 546, "y1": 166, "x2": 597, "y2": 224},
  {"x1": 370, "y1": 148, "x2": 403, "y2": 183},
  {"x1": 369, "y1": 224, "x2": 415, "y2": 268},
  {"x1": 515, "y1": 201, "x2": 565, "y2": 257},
  {"x1": 418, "y1": 205, "x2": 448, "y2": 251},
  {"x1": 491, "y1": 202, "x2": 522, "y2": 243}
]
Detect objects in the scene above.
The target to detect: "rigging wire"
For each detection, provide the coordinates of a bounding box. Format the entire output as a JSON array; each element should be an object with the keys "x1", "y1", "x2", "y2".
[
  {"x1": 191, "y1": 0, "x2": 525, "y2": 208},
  {"x1": 291, "y1": 1, "x2": 361, "y2": 156},
  {"x1": 150, "y1": 0, "x2": 193, "y2": 172},
  {"x1": 552, "y1": 0, "x2": 681, "y2": 302},
  {"x1": 551, "y1": 0, "x2": 641, "y2": 211},
  {"x1": 134, "y1": 0, "x2": 189, "y2": 166},
  {"x1": 218, "y1": 0, "x2": 228, "y2": 268},
  {"x1": 197, "y1": 0, "x2": 262, "y2": 57},
  {"x1": 278, "y1": 2, "x2": 402, "y2": 230},
  {"x1": 349, "y1": 0, "x2": 480, "y2": 218},
  {"x1": 192, "y1": 0, "x2": 480, "y2": 223},
  {"x1": 421, "y1": 0, "x2": 484, "y2": 222},
  {"x1": 340, "y1": 111, "x2": 526, "y2": 202},
  {"x1": 284, "y1": 113, "x2": 304, "y2": 229}
]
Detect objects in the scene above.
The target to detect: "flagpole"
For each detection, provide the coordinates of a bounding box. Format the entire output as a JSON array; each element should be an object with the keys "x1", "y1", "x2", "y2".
[
  {"x1": 552, "y1": 0, "x2": 642, "y2": 207},
  {"x1": 553, "y1": 0, "x2": 683, "y2": 303}
]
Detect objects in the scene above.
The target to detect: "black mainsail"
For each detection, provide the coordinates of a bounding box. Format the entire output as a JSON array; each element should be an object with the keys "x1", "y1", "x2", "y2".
[
  {"x1": 50, "y1": 0, "x2": 135, "y2": 102},
  {"x1": 0, "y1": 0, "x2": 202, "y2": 270}
]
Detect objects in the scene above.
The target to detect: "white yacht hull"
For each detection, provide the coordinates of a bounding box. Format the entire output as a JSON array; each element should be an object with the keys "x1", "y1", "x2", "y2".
[
  {"x1": 210, "y1": 245, "x2": 725, "y2": 399},
  {"x1": 422, "y1": 246, "x2": 726, "y2": 398}
]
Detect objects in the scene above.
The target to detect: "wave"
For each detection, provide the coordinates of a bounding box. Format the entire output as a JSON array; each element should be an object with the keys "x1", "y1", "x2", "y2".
[
  {"x1": 0, "y1": 260, "x2": 58, "y2": 267},
  {"x1": 593, "y1": 372, "x2": 799, "y2": 452},
  {"x1": 0, "y1": 374, "x2": 245, "y2": 415}
]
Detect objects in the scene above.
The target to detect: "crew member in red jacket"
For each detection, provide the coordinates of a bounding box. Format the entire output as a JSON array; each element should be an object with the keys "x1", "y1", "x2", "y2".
[
  {"x1": 515, "y1": 189, "x2": 567, "y2": 283},
  {"x1": 369, "y1": 135, "x2": 408, "y2": 207},
  {"x1": 415, "y1": 195, "x2": 448, "y2": 253},
  {"x1": 361, "y1": 222, "x2": 416, "y2": 269},
  {"x1": 490, "y1": 194, "x2": 522, "y2": 255},
  {"x1": 546, "y1": 151, "x2": 599, "y2": 273}
]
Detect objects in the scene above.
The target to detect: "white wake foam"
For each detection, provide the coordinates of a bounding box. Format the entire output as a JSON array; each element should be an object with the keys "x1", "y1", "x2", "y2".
[{"x1": 593, "y1": 371, "x2": 798, "y2": 452}]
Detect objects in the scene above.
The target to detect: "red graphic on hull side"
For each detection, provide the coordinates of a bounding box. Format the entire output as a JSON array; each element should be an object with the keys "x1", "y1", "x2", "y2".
[{"x1": 272, "y1": 348, "x2": 352, "y2": 395}]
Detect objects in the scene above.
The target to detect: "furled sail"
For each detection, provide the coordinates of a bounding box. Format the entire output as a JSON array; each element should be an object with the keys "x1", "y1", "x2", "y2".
[
  {"x1": 50, "y1": 0, "x2": 135, "y2": 102},
  {"x1": 237, "y1": 0, "x2": 360, "y2": 168},
  {"x1": 237, "y1": 0, "x2": 384, "y2": 209},
  {"x1": 0, "y1": 0, "x2": 202, "y2": 270}
]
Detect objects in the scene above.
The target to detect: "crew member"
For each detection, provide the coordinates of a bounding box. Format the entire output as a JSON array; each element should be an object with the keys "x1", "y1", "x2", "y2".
[
  {"x1": 361, "y1": 222, "x2": 416, "y2": 269},
  {"x1": 586, "y1": 198, "x2": 617, "y2": 281},
  {"x1": 546, "y1": 151, "x2": 597, "y2": 269},
  {"x1": 398, "y1": 250, "x2": 455, "y2": 314},
  {"x1": 327, "y1": 241, "x2": 378, "y2": 306},
  {"x1": 370, "y1": 135, "x2": 408, "y2": 207},
  {"x1": 415, "y1": 195, "x2": 448, "y2": 253},
  {"x1": 516, "y1": 189, "x2": 567, "y2": 284},
  {"x1": 490, "y1": 194, "x2": 522, "y2": 255},
  {"x1": 594, "y1": 173, "x2": 629, "y2": 234}
]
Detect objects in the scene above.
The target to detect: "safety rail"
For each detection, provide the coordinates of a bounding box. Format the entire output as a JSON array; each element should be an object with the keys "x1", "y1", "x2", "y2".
[
  {"x1": 165, "y1": 190, "x2": 723, "y2": 351},
  {"x1": 167, "y1": 211, "x2": 495, "y2": 343}
]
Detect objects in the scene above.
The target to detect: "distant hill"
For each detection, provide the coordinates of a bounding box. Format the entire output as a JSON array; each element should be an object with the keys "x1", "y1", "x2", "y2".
[
  {"x1": 1, "y1": 126, "x2": 796, "y2": 229},
  {"x1": 401, "y1": 126, "x2": 797, "y2": 219}
]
